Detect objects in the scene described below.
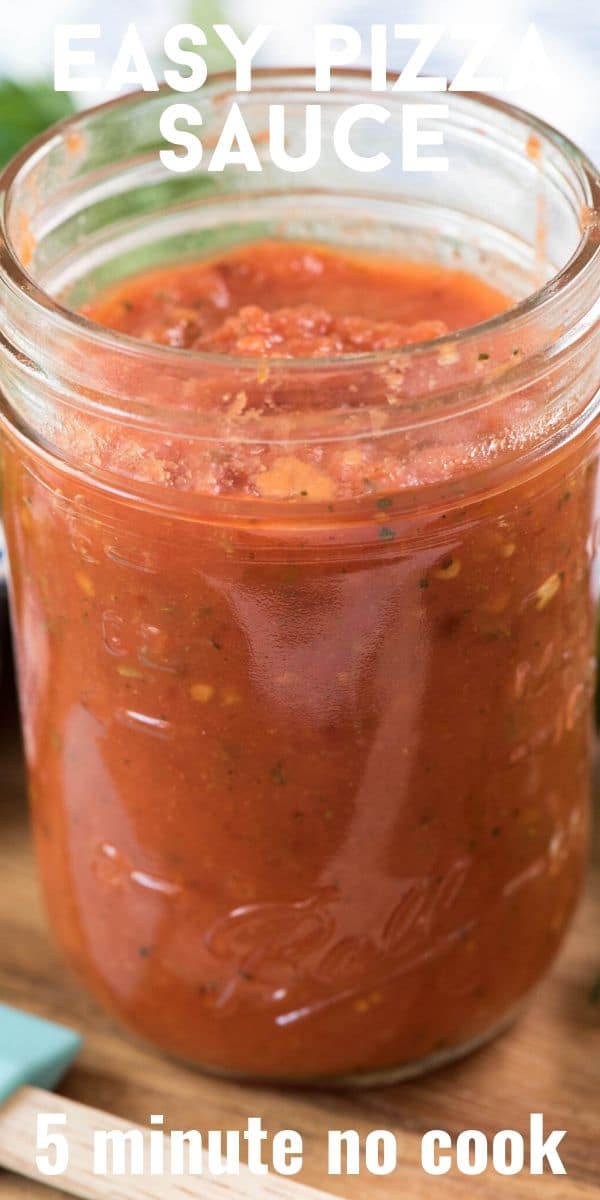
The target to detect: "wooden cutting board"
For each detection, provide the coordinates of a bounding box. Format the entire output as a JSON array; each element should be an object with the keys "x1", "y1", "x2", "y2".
[{"x1": 0, "y1": 670, "x2": 598, "y2": 1199}]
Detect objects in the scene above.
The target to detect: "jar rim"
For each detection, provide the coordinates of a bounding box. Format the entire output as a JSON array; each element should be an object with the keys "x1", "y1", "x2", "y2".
[{"x1": 1, "y1": 69, "x2": 599, "y2": 376}]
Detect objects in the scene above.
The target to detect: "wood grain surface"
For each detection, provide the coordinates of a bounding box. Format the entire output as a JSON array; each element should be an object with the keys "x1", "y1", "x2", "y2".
[{"x1": 0, "y1": 664, "x2": 598, "y2": 1199}]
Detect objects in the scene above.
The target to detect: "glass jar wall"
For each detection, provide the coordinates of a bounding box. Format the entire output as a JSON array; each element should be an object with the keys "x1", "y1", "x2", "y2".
[{"x1": 0, "y1": 77, "x2": 599, "y2": 1082}]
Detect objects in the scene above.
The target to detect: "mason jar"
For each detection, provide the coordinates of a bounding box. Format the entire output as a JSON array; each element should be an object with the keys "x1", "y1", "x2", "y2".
[{"x1": 0, "y1": 75, "x2": 599, "y2": 1084}]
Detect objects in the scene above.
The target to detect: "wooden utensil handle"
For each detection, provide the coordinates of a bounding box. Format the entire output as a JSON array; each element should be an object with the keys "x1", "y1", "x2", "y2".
[{"x1": 0, "y1": 1086, "x2": 339, "y2": 1199}]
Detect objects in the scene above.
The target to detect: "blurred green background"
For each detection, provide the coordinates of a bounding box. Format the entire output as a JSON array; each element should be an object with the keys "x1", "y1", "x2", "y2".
[{"x1": 0, "y1": 81, "x2": 73, "y2": 166}]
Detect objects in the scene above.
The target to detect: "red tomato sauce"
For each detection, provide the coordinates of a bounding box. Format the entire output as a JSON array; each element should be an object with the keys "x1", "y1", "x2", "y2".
[
  {"x1": 4, "y1": 241, "x2": 595, "y2": 1081},
  {"x1": 82, "y1": 240, "x2": 506, "y2": 355}
]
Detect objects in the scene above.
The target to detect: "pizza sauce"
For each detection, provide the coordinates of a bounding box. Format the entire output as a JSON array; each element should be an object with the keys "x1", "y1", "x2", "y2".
[{"x1": 2, "y1": 241, "x2": 597, "y2": 1080}]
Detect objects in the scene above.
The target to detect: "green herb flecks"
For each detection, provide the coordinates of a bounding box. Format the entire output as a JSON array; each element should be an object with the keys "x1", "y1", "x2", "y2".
[
  {"x1": 589, "y1": 975, "x2": 600, "y2": 1005},
  {"x1": 269, "y1": 762, "x2": 286, "y2": 785}
]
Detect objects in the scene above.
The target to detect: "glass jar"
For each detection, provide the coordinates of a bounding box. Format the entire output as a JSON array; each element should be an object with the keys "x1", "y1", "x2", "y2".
[{"x1": 0, "y1": 76, "x2": 599, "y2": 1084}]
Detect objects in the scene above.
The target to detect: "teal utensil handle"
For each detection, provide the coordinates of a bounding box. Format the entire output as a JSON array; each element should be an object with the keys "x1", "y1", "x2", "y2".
[{"x1": 0, "y1": 1004, "x2": 82, "y2": 1105}]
